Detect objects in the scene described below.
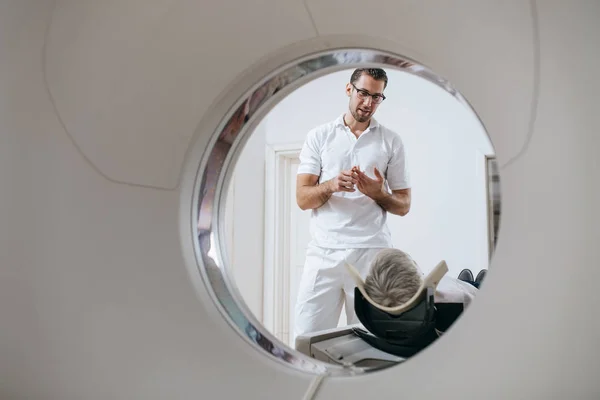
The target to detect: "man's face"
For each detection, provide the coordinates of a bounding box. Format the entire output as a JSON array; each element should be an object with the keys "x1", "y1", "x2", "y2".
[{"x1": 346, "y1": 73, "x2": 386, "y2": 123}]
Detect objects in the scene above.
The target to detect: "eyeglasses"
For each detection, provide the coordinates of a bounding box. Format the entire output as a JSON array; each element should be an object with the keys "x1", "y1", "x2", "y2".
[{"x1": 351, "y1": 83, "x2": 386, "y2": 104}]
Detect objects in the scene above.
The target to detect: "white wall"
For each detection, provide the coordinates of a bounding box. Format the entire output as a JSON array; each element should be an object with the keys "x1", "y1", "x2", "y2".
[{"x1": 228, "y1": 69, "x2": 495, "y2": 320}]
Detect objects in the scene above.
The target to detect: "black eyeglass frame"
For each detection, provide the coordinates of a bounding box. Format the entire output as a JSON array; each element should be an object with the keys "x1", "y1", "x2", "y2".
[{"x1": 351, "y1": 83, "x2": 386, "y2": 103}]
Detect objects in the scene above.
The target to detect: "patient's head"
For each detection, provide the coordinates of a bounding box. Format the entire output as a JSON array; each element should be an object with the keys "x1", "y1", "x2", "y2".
[{"x1": 363, "y1": 248, "x2": 423, "y2": 307}]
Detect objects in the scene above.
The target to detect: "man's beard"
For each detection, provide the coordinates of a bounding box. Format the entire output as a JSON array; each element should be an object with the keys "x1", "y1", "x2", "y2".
[{"x1": 351, "y1": 107, "x2": 371, "y2": 123}]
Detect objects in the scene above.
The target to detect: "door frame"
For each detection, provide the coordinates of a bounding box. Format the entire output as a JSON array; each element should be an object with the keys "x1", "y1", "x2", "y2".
[
  {"x1": 484, "y1": 154, "x2": 500, "y2": 261},
  {"x1": 263, "y1": 142, "x2": 303, "y2": 342}
]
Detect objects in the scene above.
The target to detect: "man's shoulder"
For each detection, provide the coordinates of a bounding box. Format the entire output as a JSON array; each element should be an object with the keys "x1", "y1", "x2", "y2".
[
  {"x1": 306, "y1": 117, "x2": 342, "y2": 139},
  {"x1": 376, "y1": 123, "x2": 405, "y2": 148},
  {"x1": 312, "y1": 117, "x2": 341, "y2": 133},
  {"x1": 377, "y1": 122, "x2": 401, "y2": 139}
]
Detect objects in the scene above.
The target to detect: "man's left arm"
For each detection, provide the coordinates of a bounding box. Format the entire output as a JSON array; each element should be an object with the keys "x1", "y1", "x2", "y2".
[
  {"x1": 372, "y1": 187, "x2": 411, "y2": 216},
  {"x1": 355, "y1": 167, "x2": 411, "y2": 216}
]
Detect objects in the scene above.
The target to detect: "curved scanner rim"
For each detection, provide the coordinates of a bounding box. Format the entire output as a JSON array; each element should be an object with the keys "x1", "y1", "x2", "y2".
[{"x1": 344, "y1": 260, "x2": 449, "y2": 316}]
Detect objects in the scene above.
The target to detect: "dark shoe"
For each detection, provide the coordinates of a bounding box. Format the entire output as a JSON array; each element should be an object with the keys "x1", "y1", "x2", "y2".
[
  {"x1": 458, "y1": 269, "x2": 474, "y2": 282},
  {"x1": 475, "y1": 269, "x2": 487, "y2": 284}
]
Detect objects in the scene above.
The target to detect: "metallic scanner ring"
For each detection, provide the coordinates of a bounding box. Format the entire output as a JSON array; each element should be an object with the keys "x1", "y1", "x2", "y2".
[{"x1": 191, "y1": 48, "x2": 489, "y2": 376}]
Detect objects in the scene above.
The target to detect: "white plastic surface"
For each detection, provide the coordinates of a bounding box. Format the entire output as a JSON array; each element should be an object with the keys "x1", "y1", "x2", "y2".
[
  {"x1": 1, "y1": 0, "x2": 599, "y2": 399},
  {"x1": 44, "y1": 0, "x2": 317, "y2": 189}
]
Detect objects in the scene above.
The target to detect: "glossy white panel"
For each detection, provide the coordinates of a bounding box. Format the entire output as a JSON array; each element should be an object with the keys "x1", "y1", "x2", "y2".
[
  {"x1": 44, "y1": 0, "x2": 317, "y2": 189},
  {"x1": 1, "y1": 0, "x2": 599, "y2": 398}
]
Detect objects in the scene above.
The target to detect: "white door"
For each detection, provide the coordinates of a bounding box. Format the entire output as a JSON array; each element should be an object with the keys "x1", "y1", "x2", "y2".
[{"x1": 287, "y1": 159, "x2": 311, "y2": 342}]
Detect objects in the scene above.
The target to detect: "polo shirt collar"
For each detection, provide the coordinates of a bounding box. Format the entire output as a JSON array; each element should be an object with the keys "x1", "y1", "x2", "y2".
[{"x1": 335, "y1": 113, "x2": 380, "y2": 131}]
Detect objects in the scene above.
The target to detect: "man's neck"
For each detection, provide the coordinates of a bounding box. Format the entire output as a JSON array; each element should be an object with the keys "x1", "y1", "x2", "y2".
[{"x1": 343, "y1": 113, "x2": 370, "y2": 137}]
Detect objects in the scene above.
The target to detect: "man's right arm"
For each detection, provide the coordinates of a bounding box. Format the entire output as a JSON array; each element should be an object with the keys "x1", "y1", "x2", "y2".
[
  {"x1": 296, "y1": 174, "x2": 333, "y2": 210},
  {"x1": 296, "y1": 170, "x2": 358, "y2": 210}
]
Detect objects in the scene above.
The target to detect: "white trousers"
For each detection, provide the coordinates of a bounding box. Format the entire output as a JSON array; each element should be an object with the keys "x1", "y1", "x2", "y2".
[{"x1": 293, "y1": 244, "x2": 382, "y2": 342}]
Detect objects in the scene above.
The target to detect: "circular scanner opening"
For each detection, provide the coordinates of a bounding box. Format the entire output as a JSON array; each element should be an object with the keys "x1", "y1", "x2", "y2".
[{"x1": 192, "y1": 49, "x2": 501, "y2": 376}]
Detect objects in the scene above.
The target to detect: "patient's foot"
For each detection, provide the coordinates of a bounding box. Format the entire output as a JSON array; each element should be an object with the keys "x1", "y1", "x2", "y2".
[
  {"x1": 475, "y1": 269, "x2": 487, "y2": 285},
  {"x1": 457, "y1": 269, "x2": 474, "y2": 282}
]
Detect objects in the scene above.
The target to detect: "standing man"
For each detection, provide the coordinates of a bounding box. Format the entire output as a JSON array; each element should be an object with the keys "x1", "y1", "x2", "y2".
[{"x1": 294, "y1": 68, "x2": 412, "y2": 341}]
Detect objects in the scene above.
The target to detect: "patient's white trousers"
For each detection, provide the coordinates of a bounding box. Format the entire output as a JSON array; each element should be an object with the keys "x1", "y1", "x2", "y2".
[{"x1": 293, "y1": 244, "x2": 382, "y2": 341}]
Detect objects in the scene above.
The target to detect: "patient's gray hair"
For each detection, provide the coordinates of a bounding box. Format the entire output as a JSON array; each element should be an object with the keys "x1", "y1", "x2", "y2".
[{"x1": 364, "y1": 248, "x2": 423, "y2": 307}]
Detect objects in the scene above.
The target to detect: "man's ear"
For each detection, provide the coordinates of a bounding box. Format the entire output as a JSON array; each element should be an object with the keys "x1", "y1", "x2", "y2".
[{"x1": 345, "y1": 83, "x2": 352, "y2": 97}]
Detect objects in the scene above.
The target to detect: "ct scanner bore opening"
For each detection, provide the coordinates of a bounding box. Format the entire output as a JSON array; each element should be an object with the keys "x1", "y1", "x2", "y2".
[{"x1": 191, "y1": 48, "x2": 501, "y2": 377}]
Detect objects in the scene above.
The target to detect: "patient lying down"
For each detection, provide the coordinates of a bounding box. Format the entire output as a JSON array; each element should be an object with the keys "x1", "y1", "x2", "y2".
[{"x1": 363, "y1": 248, "x2": 479, "y2": 309}]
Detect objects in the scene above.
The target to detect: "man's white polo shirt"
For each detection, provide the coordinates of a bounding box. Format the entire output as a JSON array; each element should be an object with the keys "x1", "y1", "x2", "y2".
[{"x1": 297, "y1": 114, "x2": 411, "y2": 249}]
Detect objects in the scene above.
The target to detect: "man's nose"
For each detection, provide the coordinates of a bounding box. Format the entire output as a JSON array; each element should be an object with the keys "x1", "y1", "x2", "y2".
[{"x1": 362, "y1": 96, "x2": 373, "y2": 106}]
